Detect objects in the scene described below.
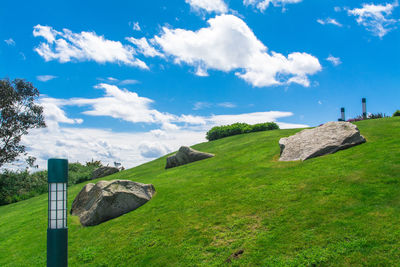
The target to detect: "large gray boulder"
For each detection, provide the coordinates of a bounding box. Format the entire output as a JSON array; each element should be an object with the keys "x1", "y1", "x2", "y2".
[
  {"x1": 91, "y1": 166, "x2": 119, "y2": 179},
  {"x1": 165, "y1": 146, "x2": 214, "y2": 169},
  {"x1": 70, "y1": 180, "x2": 155, "y2": 226},
  {"x1": 279, "y1": 121, "x2": 366, "y2": 161}
]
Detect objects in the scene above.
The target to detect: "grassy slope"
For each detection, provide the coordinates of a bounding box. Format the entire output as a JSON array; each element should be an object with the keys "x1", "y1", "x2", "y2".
[{"x1": 1, "y1": 118, "x2": 400, "y2": 266}]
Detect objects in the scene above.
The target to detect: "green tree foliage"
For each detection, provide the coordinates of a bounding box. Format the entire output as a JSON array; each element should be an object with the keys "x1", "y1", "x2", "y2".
[
  {"x1": 0, "y1": 162, "x2": 101, "y2": 205},
  {"x1": 0, "y1": 78, "x2": 46, "y2": 167},
  {"x1": 393, "y1": 110, "x2": 400, "y2": 117},
  {"x1": 206, "y1": 122, "x2": 279, "y2": 141}
]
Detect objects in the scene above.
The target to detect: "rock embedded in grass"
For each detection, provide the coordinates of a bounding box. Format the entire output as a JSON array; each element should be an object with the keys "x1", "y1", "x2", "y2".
[
  {"x1": 279, "y1": 121, "x2": 366, "y2": 161},
  {"x1": 91, "y1": 166, "x2": 120, "y2": 179},
  {"x1": 165, "y1": 146, "x2": 214, "y2": 169},
  {"x1": 70, "y1": 180, "x2": 155, "y2": 226}
]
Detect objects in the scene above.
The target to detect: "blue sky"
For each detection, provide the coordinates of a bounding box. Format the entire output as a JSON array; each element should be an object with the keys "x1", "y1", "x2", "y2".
[{"x1": 1, "y1": 0, "x2": 399, "y2": 169}]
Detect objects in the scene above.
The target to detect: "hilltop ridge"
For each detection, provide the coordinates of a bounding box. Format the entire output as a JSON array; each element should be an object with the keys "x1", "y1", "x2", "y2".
[{"x1": 1, "y1": 118, "x2": 400, "y2": 266}]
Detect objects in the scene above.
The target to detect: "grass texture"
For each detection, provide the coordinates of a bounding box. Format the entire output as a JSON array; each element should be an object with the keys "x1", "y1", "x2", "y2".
[{"x1": 0, "y1": 117, "x2": 399, "y2": 266}]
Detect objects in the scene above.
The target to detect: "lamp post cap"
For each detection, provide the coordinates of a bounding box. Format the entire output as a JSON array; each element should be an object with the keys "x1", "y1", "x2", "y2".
[{"x1": 48, "y1": 158, "x2": 68, "y2": 183}]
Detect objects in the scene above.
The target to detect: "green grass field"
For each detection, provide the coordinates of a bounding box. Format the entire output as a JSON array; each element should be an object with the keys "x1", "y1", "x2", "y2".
[{"x1": 1, "y1": 117, "x2": 400, "y2": 266}]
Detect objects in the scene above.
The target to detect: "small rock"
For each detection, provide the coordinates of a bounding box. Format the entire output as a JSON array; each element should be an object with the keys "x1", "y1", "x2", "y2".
[
  {"x1": 279, "y1": 121, "x2": 366, "y2": 161},
  {"x1": 165, "y1": 146, "x2": 214, "y2": 169},
  {"x1": 70, "y1": 180, "x2": 155, "y2": 226}
]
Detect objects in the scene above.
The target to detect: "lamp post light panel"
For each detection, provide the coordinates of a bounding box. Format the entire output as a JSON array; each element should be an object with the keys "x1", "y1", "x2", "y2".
[{"x1": 49, "y1": 182, "x2": 67, "y2": 229}]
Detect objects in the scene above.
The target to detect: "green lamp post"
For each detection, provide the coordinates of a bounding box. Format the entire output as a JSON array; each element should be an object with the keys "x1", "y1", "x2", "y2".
[
  {"x1": 362, "y1": 98, "x2": 367, "y2": 119},
  {"x1": 341, "y1": 107, "x2": 345, "y2": 121},
  {"x1": 47, "y1": 159, "x2": 68, "y2": 267}
]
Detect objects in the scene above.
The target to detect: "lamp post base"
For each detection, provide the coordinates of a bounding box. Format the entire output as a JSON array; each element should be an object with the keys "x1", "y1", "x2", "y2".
[{"x1": 47, "y1": 228, "x2": 68, "y2": 267}]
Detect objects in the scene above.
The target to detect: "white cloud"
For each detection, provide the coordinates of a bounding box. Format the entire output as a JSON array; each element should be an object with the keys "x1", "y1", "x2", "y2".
[
  {"x1": 33, "y1": 25, "x2": 148, "y2": 68},
  {"x1": 119, "y1": 79, "x2": 140, "y2": 85},
  {"x1": 207, "y1": 111, "x2": 295, "y2": 126},
  {"x1": 19, "y1": 52, "x2": 26, "y2": 60},
  {"x1": 39, "y1": 97, "x2": 83, "y2": 130},
  {"x1": 193, "y1": 101, "x2": 236, "y2": 110},
  {"x1": 243, "y1": 0, "x2": 302, "y2": 12},
  {"x1": 20, "y1": 125, "x2": 206, "y2": 170},
  {"x1": 334, "y1": 6, "x2": 341, "y2": 12},
  {"x1": 217, "y1": 102, "x2": 236, "y2": 108},
  {"x1": 37, "y1": 75, "x2": 57, "y2": 82},
  {"x1": 126, "y1": 37, "x2": 164, "y2": 57},
  {"x1": 70, "y1": 83, "x2": 175, "y2": 125},
  {"x1": 347, "y1": 2, "x2": 399, "y2": 38},
  {"x1": 326, "y1": 55, "x2": 342, "y2": 66},
  {"x1": 318, "y1": 100, "x2": 322, "y2": 105},
  {"x1": 317, "y1": 18, "x2": 343, "y2": 27},
  {"x1": 185, "y1": 0, "x2": 228, "y2": 13},
  {"x1": 154, "y1": 14, "x2": 321, "y2": 87},
  {"x1": 138, "y1": 142, "x2": 171, "y2": 158},
  {"x1": 131, "y1": 21, "x2": 141, "y2": 31},
  {"x1": 193, "y1": 102, "x2": 212, "y2": 110},
  {"x1": 107, "y1": 77, "x2": 118, "y2": 82},
  {"x1": 4, "y1": 38, "x2": 15, "y2": 46}
]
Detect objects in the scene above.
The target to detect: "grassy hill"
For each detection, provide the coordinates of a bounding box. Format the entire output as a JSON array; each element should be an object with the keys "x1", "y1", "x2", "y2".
[{"x1": 1, "y1": 118, "x2": 400, "y2": 266}]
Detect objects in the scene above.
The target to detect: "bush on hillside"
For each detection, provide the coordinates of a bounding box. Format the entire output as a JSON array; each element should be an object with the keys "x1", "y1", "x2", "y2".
[
  {"x1": 0, "y1": 161, "x2": 103, "y2": 206},
  {"x1": 0, "y1": 170, "x2": 47, "y2": 205},
  {"x1": 206, "y1": 122, "x2": 279, "y2": 141},
  {"x1": 393, "y1": 110, "x2": 400, "y2": 117}
]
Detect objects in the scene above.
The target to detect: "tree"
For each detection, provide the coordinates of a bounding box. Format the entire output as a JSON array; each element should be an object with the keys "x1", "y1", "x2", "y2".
[{"x1": 0, "y1": 78, "x2": 46, "y2": 167}]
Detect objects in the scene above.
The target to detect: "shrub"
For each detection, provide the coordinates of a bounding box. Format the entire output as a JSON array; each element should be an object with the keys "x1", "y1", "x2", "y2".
[
  {"x1": 0, "y1": 170, "x2": 47, "y2": 205},
  {"x1": 206, "y1": 122, "x2": 279, "y2": 141},
  {"x1": 0, "y1": 161, "x2": 102, "y2": 206},
  {"x1": 368, "y1": 113, "x2": 386, "y2": 119},
  {"x1": 393, "y1": 110, "x2": 400, "y2": 117}
]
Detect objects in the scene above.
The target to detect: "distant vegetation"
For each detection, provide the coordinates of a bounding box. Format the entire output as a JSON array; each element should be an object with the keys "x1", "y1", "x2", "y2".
[
  {"x1": 347, "y1": 112, "x2": 389, "y2": 122},
  {"x1": 0, "y1": 161, "x2": 102, "y2": 206},
  {"x1": 206, "y1": 122, "x2": 279, "y2": 141},
  {"x1": 393, "y1": 110, "x2": 400, "y2": 117}
]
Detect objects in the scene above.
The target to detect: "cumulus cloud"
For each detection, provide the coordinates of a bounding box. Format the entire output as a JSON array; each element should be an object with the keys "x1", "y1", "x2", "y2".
[
  {"x1": 317, "y1": 18, "x2": 343, "y2": 27},
  {"x1": 4, "y1": 38, "x2": 15, "y2": 46},
  {"x1": 243, "y1": 0, "x2": 302, "y2": 12},
  {"x1": 138, "y1": 142, "x2": 171, "y2": 158},
  {"x1": 33, "y1": 25, "x2": 148, "y2": 68},
  {"x1": 326, "y1": 55, "x2": 341, "y2": 66},
  {"x1": 37, "y1": 75, "x2": 57, "y2": 82},
  {"x1": 185, "y1": 0, "x2": 228, "y2": 13},
  {"x1": 39, "y1": 97, "x2": 83, "y2": 129},
  {"x1": 347, "y1": 2, "x2": 399, "y2": 38},
  {"x1": 153, "y1": 14, "x2": 321, "y2": 87},
  {"x1": 69, "y1": 83, "x2": 175, "y2": 126}
]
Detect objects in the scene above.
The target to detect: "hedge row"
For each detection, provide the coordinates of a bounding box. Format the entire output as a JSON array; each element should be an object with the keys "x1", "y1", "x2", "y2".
[{"x1": 206, "y1": 122, "x2": 279, "y2": 141}]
